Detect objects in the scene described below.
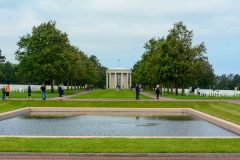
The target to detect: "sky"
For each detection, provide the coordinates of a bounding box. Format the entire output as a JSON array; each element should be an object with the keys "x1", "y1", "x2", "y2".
[{"x1": 0, "y1": 0, "x2": 240, "y2": 75}]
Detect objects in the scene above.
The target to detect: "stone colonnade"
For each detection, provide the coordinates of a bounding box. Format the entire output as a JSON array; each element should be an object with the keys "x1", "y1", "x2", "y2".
[{"x1": 106, "y1": 68, "x2": 131, "y2": 89}]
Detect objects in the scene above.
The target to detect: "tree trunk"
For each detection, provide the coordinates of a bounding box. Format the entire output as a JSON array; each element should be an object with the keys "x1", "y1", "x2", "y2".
[
  {"x1": 175, "y1": 83, "x2": 178, "y2": 95},
  {"x1": 167, "y1": 83, "x2": 169, "y2": 93},
  {"x1": 67, "y1": 81, "x2": 69, "y2": 90},
  {"x1": 170, "y1": 82, "x2": 173, "y2": 94},
  {"x1": 181, "y1": 85, "x2": 185, "y2": 95},
  {"x1": 74, "y1": 83, "x2": 77, "y2": 90},
  {"x1": 161, "y1": 83, "x2": 163, "y2": 95},
  {"x1": 51, "y1": 80, "x2": 54, "y2": 93}
]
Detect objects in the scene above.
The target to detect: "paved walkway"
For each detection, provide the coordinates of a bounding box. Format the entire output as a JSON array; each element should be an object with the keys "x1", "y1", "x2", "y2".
[
  {"x1": 48, "y1": 90, "x2": 93, "y2": 100},
  {"x1": 0, "y1": 153, "x2": 239, "y2": 160},
  {"x1": 140, "y1": 91, "x2": 176, "y2": 101}
]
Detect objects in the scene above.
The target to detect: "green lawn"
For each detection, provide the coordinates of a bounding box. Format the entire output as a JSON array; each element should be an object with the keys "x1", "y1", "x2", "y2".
[
  {"x1": 73, "y1": 89, "x2": 151, "y2": 99},
  {"x1": 0, "y1": 138, "x2": 239, "y2": 153},
  {"x1": 0, "y1": 101, "x2": 239, "y2": 124},
  {"x1": 7, "y1": 89, "x2": 82, "y2": 99}
]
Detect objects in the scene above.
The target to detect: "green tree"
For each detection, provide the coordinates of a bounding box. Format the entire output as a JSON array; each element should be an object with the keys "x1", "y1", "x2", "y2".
[
  {"x1": 232, "y1": 74, "x2": 240, "y2": 90},
  {"x1": 132, "y1": 22, "x2": 215, "y2": 94},
  {"x1": 0, "y1": 49, "x2": 6, "y2": 81},
  {"x1": 15, "y1": 21, "x2": 71, "y2": 92},
  {"x1": 89, "y1": 55, "x2": 107, "y2": 88},
  {"x1": 0, "y1": 49, "x2": 5, "y2": 64},
  {"x1": 2, "y1": 62, "x2": 16, "y2": 83}
]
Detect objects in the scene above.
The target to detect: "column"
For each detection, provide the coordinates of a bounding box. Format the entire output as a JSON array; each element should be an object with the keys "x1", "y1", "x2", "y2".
[
  {"x1": 106, "y1": 73, "x2": 108, "y2": 89},
  {"x1": 109, "y1": 72, "x2": 112, "y2": 88},
  {"x1": 126, "y1": 73, "x2": 129, "y2": 88},
  {"x1": 129, "y1": 73, "x2": 132, "y2": 88},
  {"x1": 115, "y1": 72, "x2": 117, "y2": 88},
  {"x1": 121, "y1": 72, "x2": 123, "y2": 88}
]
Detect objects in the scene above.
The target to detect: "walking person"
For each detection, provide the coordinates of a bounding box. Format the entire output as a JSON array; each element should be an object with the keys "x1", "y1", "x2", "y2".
[
  {"x1": 2, "y1": 86, "x2": 5, "y2": 100},
  {"x1": 27, "y1": 84, "x2": 32, "y2": 100},
  {"x1": 155, "y1": 84, "x2": 160, "y2": 100},
  {"x1": 40, "y1": 83, "x2": 46, "y2": 100},
  {"x1": 5, "y1": 83, "x2": 10, "y2": 100},
  {"x1": 58, "y1": 84, "x2": 63, "y2": 97},
  {"x1": 135, "y1": 84, "x2": 140, "y2": 100}
]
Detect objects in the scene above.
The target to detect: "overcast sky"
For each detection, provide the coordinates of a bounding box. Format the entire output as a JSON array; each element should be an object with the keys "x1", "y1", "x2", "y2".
[{"x1": 0, "y1": 0, "x2": 239, "y2": 75}]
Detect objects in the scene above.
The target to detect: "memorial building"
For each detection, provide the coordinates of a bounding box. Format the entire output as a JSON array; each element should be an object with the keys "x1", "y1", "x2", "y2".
[{"x1": 106, "y1": 67, "x2": 132, "y2": 89}]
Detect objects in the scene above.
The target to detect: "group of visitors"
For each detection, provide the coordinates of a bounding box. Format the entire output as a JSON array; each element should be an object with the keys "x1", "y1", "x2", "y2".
[
  {"x1": 28, "y1": 83, "x2": 64, "y2": 100},
  {"x1": 1, "y1": 83, "x2": 65, "y2": 101},
  {"x1": 26, "y1": 83, "x2": 47, "y2": 100},
  {"x1": 135, "y1": 84, "x2": 162, "y2": 100},
  {"x1": 84, "y1": 84, "x2": 93, "y2": 91},
  {"x1": 2, "y1": 83, "x2": 10, "y2": 100}
]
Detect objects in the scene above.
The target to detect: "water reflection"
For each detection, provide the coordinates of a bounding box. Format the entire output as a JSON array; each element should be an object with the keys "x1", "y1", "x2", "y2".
[
  {"x1": 144, "y1": 115, "x2": 195, "y2": 121},
  {"x1": 0, "y1": 114, "x2": 238, "y2": 137}
]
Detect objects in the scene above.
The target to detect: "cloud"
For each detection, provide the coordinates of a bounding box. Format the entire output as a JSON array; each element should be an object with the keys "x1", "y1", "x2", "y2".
[{"x1": 0, "y1": 0, "x2": 240, "y2": 74}]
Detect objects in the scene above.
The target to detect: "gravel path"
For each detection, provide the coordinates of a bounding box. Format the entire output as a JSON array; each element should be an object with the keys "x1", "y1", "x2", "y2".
[{"x1": 48, "y1": 90, "x2": 93, "y2": 100}]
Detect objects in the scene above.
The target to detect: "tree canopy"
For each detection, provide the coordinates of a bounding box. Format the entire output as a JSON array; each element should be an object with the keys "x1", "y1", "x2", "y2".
[
  {"x1": 15, "y1": 21, "x2": 106, "y2": 91},
  {"x1": 132, "y1": 22, "x2": 215, "y2": 94}
]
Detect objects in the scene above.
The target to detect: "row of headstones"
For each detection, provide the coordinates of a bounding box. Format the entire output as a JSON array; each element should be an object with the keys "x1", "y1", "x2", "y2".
[
  {"x1": 197, "y1": 89, "x2": 240, "y2": 97},
  {"x1": 185, "y1": 89, "x2": 240, "y2": 97},
  {"x1": 162, "y1": 88, "x2": 240, "y2": 97}
]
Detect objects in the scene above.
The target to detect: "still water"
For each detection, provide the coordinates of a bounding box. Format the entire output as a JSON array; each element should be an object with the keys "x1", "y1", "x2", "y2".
[{"x1": 0, "y1": 114, "x2": 238, "y2": 137}]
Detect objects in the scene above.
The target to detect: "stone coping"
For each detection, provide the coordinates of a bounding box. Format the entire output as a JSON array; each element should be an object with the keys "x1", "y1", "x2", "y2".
[
  {"x1": 0, "y1": 152, "x2": 240, "y2": 157},
  {"x1": 0, "y1": 107, "x2": 31, "y2": 121},
  {"x1": 0, "y1": 107, "x2": 240, "y2": 137},
  {"x1": 0, "y1": 135, "x2": 239, "y2": 139}
]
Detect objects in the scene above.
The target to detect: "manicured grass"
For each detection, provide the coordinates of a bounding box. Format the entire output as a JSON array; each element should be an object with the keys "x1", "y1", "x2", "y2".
[
  {"x1": 0, "y1": 101, "x2": 240, "y2": 124},
  {"x1": 73, "y1": 89, "x2": 151, "y2": 99},
  {"x1": 7, "y1": 89, "x2": 82, "y2": 99},
  {"x1": 0, "y1": 138, "x2": 239, "y2": 153}
]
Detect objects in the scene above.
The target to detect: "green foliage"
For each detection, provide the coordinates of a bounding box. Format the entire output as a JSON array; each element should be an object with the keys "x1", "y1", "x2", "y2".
[
  {"x1": 16, "y1": 21, "x2": 69, "y2": 83},
  {"x1": 0, "y1": 49, "x2": 6, "y2": 81},
  {"x1": 0, "y1": 49, "x2": 5, "y2": 64},
  {"x1": 1, "y1": 62, "x2": 16, "y2": 83},
  {"x1": 216, "y1": 74, "x2": 240, "y2": 90},
  {"x1": 89, "y1": 55, "x2": 107, "y2": 88},
  {"x1": 15, "y1": 21, "x2": 106, "y2": 87},
  {"x1": 132, "y1": 22, "x2": 215, "y2": 93}
]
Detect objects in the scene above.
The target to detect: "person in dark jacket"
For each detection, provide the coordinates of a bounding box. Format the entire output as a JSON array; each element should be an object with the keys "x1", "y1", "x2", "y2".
[
  {"x1": 5, "y1": 83, "x2": 10, "y2": 100},
  {"x1": 58, "y1": 84, "x2": 63, "y2": 97},
  {"x1": 135, "y1": 84, "x2": 140, "y2": 100},
  {"x1": 40, "y1": 83, "x2": 46, "y2": 100},
  {"x1": 28, "y1": 84, "x2": 32, "y2": 100},
  {"x1": 155, "y1": 84, "x2": 160, "y2": 100}
]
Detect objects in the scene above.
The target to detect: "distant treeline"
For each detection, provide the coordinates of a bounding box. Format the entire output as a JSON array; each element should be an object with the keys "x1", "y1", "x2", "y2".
[{"x1": 215, "y1": 74, "x2": 240, "y2": 90}]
